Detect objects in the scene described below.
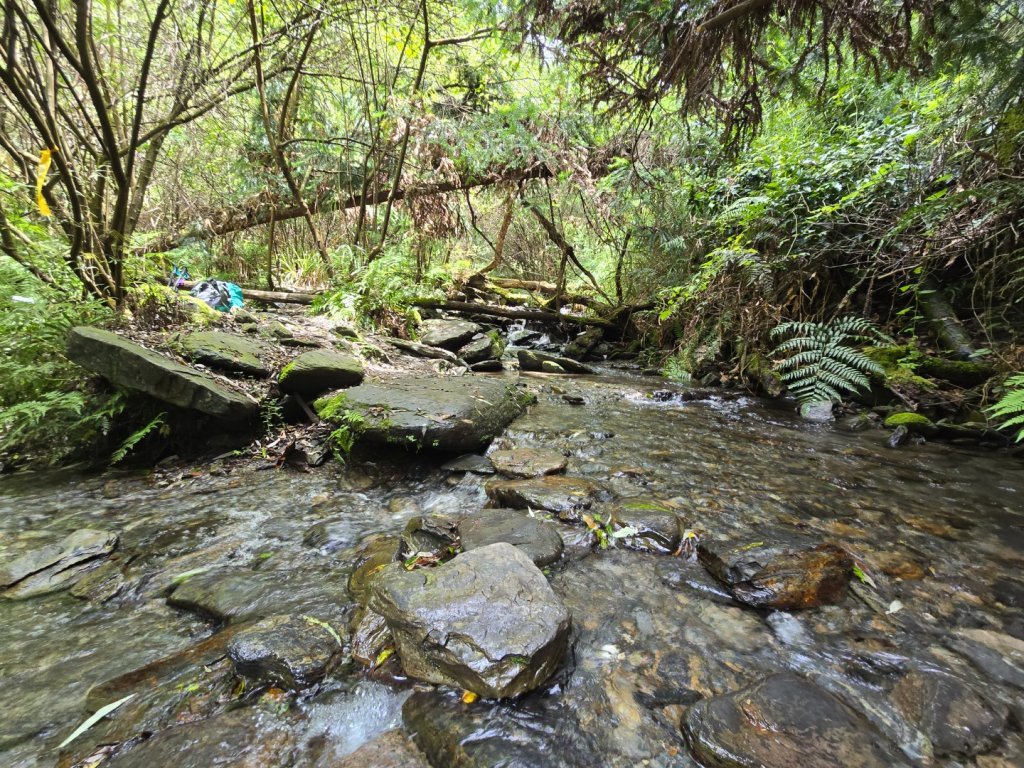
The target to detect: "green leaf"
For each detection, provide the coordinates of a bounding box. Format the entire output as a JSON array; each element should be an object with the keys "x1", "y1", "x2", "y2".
[{"x1": 57, "y1": 694, "x2": 136, "y2": 749}]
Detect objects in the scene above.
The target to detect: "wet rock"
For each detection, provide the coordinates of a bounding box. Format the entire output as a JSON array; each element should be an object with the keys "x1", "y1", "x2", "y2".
[
  {"x1": 489, "y1": 448, "x2": 568, "y2": 478},
  {"x1": 698, "y1": 540, "x2": 853, "y2": 610},
  {"x1": 67, "y1": 327, "x2": 258, "y2": 422},
  {"x1": 350, "y1": 608, "x2": 394, "y2": 667},
  {"x1": 101, "y1": 707, "x2": 293, "y2": 768},
  {"x1": 318, "y1": 375, "x2": 527, "y2": 453},
  {"x1": 348, "y1": 536, "x2": 400, "y2": 605},
  {"x1": 518, "y1": 349, "x2": 595, "y2": 375},
  {"x1": 887, "y1": 424, "x2": 911, "y2": 448},
  {"x1": 387, "y1": 337, "x2": 462, "y2": 363},
  {"x1": 469, "y1": 359, "x2": 504, "y2": 373},
  {"x1": 682, "y1": 672, "x2": 908, "y2": 768},
  {"x1": 227, "y1": 613, "x2": 345, "y2": 690},
  {"x1": 403, "y1": 690, "x2": 599, "y2": 768},
  {"x1": 419, "y1": 319, "x2": 482, "y2": 351},
  {"x1": 441, "y1": 454, "x2": 495, "y2": 474},
  {"x1": 485, "y1": 476, "x2": 604, "y2": 522},
  {"x1": 180, "y1": 330, "x2": 269, "y2": 377},
  {"x1": 459, "y1": 509, "x2": 564, "y2": 567},
  {"x1": 458, "y1": 333, "x2": 503, "y2": 364},
  {"x1": 800, "y1": 400, "x2": 835, "y2": 422},
  {"x1": 324, "y1": 728, "x2": 430, "y2": 768},
  {"x1": 891, "y1": 669, "x2": 1008, "y2": 757},
  {"x1": 399, "y1": 515, "x2": 461, "y2": 563},
  {"x1": 278, "y1": 349, "x2": 364, "y2": 399},
  {"x1": 69, "y1": 558, "x2": 126, "y2": 603},
  {"x1": 561, "y1": 393, "x2": 585, "y2": 405},
  {"x1": 303, "y1": 518, "x2": 359, "y2": 552},
  {"x1": 949, "y1": 629, "x2": 1024, "y2": 689},
  {"x1": 1, "y1": 528, "x2": 118, "y2": 599},
  {"x1": 611, "y1": 501, "x2": 682, "y2": 554},
  {"x1": 167, "y1": 567, "x2": 348, "y2": 624},
  {"x1": 507, "y1": 328, "x2": 542, "y2": 345},
  {"x1": 369, "y1": 543, "x2": 571, "y2": 698}
]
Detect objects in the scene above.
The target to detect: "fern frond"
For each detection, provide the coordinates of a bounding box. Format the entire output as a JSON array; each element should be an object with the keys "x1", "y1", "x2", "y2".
[{"x1": 771, "y1": 316, "x2": 884, "y2": 406}]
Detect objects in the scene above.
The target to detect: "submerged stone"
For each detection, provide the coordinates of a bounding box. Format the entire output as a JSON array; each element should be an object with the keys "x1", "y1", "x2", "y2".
[
  {"x1": 485, "y1": 475, "x2": 604, "y2": 522},
  {"x1": 489, "y1": 448, "x2": 568, "y2": 478},
  {"x1": 278, "y1": 349, "x2": 364, "y2": 399},
  {"x1": 1, "y1": 529, "x2": 118, "y2": 600},
  {"x1": 180, "y1": 330, "x2": 269, "y2": 377},
  {"x1": 419, "y1": 319, "x2": 481, "y2": 351},
  {"x1": 611, "y1": 501, "x2": 682, "y2": 554},
  {"x1": 369, "y1": 543, "x2": 571, "y2": 698},
  {"x1": 459, "y1": 509, "x2": 565, "y2": 567},
  {"x1": 67, "y1": 327, "x2": 258, "y2": 422},
  {"x1": 318, "y1": 375, "x2": 527, "y2": 454},
  {"x1": 682, "y1": 672, "x2": 909, "y2": 768},
  {"x1": 891, "y1": 669, "x2": 1008, "y2": 757},
  {"x1": 227, "y1": 613, "x2": 345, "y2": 690},
  {"x1": 441, "y1": 453, "x2": 495, "y2": 474},
  {"x1": 324, "y1": 728, "x2": 430, "y2": 768},
  {"x1": 698, "y1": 540, "x2": 853, "y2": 610}
]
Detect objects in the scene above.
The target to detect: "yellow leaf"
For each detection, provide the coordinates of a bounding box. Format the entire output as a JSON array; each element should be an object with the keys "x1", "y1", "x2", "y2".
[
  {"x1": 36, "y1": 148, "x2": 54, "y2": 216},
  {"x1": 581, "y1": 514, "x2": 598, "y2": 531},
  {"x1": 374, "y1": 647, "x2": 394, "y2": 667},
  {"x1": 461, "y1": 690, "x2": 478, "y2": 704}
]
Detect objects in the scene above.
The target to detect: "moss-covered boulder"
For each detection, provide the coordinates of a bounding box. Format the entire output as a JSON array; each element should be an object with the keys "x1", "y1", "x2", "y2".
[
  {"x1": 316, "y1": 375, "x2": 528, "y2": 453},
  {"x1": 916, "y1": 357, "x2": 995, "y2": 387},
  {"x1": 883, "y1": 411, "x2": 937, "y2": 435},
  {"x1": 180, "y1": 331, "x2": 269, "y2": 377},
  {"x1": 67, "y1": 327, "x2": 258, "y2": 422},
  {"x1": 278, "y1": 350, "x2": 364, "y2": 399}
]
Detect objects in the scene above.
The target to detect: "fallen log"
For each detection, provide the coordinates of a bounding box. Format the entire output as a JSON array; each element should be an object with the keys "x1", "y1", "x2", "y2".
[
  {"x1": 176, "y1": 280, "x2": 316, "y2": 305},
  {"x1": 412, "y1": 299, "x2": 611, "y2": 327}
]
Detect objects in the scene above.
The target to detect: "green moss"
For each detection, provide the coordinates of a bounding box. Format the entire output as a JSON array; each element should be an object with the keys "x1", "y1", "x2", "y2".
[
  {"x1": 862, "y1": 345, "x2": 915, "y2": 371},
  {"x1": 916, "y1": 357, "x2": 995, "y2": 387},
  {"x1": 883, "y1": 412, "x2": 934, "y2": 428}
]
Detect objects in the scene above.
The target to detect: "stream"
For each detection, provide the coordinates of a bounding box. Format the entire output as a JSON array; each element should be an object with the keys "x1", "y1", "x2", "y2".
[{"x1": 1, "y1": 371, "x2": 1022, "y2": 767}]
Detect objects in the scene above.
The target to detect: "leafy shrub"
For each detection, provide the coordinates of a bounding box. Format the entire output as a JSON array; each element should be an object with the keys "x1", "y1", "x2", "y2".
[{"x1": 771, "y1": 317, "x2": 886, "y2": 405}]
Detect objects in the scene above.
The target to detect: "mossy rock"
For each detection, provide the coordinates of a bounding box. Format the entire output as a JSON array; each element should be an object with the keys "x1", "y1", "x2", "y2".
[
  {"x1": 279, "y1": 350, "x2": 364, "y2": 399},
  {"x1": 181, "y1": 331, "x2": 269, "y2": 377},
  {"x1": 884, "y1": 412, "x2": 937, "y2": 435},
  {"x1": 130, "y1": 284, "x2": 221, "y2": 326},
  {"x1": 916, "y1": 357, "x2": 995, "y2": 387}
]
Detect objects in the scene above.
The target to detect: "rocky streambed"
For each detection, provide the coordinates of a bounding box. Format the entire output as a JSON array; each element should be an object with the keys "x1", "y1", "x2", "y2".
[{"x1": 1, "y1": 372, "x2": 1023, "y2": 768}]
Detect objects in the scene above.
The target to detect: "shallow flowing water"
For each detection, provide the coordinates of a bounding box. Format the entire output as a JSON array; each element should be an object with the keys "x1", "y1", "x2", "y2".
[{"x1": 1, "y1": 372, "x2": 1022, "y2": 767}]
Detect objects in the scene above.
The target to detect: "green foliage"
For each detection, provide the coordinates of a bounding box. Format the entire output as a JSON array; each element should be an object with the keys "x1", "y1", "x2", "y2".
[
  {"x1": 988, "y1": 374, "x2": 1024, "y2": 442},
  {"x1": 315, "y1": 393, "x2": 367, "y2": 461},
  {"x1": 110, "y1": 412, "x2": 169, "y2": 465},
  {"x1": 771, "y1": 318, "x2": 886, "y2": 405}
]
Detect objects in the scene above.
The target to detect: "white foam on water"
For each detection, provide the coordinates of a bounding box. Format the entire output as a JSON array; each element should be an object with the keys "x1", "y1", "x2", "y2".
[{"x1": 303, "y1": 681, "x2": 412, "y2": 759}]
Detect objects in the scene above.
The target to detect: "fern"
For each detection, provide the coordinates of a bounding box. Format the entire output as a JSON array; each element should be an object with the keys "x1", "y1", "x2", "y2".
[
  {"x1": 988, "y1": 374, "x2": 1024, "y2": 442},
  {"x1": 771, "y1": 317, "x2": 886, "y2": 405},
  {"x1": 110, "y1": 412, "x2": 167, "y2": 465}
]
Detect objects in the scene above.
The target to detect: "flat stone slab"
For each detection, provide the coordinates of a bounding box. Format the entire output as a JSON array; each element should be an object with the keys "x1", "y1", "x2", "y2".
[
  {"x1": 459, "y1": 509, "x2": 565, "y2": 567},
  {"x1": 682, "y1": 672, "x2": 909, "y2": 768},
  {"x1": 180, "y1": 331, "x2": 269, "y2": 377},
  {"x1": 485, "y1": 476, "x2": 604, "y2": 522},
  {"x1": 279, "y1": 349, "x2": 364, "y2": 399},
  {"x1": 67, "y1": 326, "x2": 258, "y2": 422},
  {"x1": 419, "y1": 319, "x2": 481, "y2": 351},
  {"x1": 1, "y1": 529, "x2": 117, "y2": 600},
  {"x1": 489, "y1": 448, "x2": 568, "y2": 478},
  {"x1": 318, "y1": 375, "x2": 528, "y2": 453},
  {"x1": 369, "y1": 543, "x2": 571, "y2": 698}
]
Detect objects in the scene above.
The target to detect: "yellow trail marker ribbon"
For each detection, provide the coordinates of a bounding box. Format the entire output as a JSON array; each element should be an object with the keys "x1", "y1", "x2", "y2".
[{"x1": 36, "y1": 149, "x2": 54, "y2": 216}]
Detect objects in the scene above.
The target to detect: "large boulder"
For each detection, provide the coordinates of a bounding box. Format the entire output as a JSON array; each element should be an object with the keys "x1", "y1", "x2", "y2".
[
  {"x1": 419, "y1": 319, "x2": 481, "y2": 351},
  {"x1": 278, "y1": 349, "x2": 364, "y2": 399},
  {"x1": 489, "y1": 448, "x2": 568, "y2": 478},
  {"x1": 317, "y1": 376, "x2": 528, "y2": 454},
  {"x1": 682, "y1": 673, "x2": 909, "y2": 768},
  {"x1": 180, "y1": 331, "x2": 269, "y2": 377},
  {"x1": 368, "y1": 543, "x2": 571, "y2": 698},
  {"x1": 67, "y1": 327, "x2": 258, "y2": 422},
  {"x1": 458, "y1": 333, "x2": 504, "y2": 364}
]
